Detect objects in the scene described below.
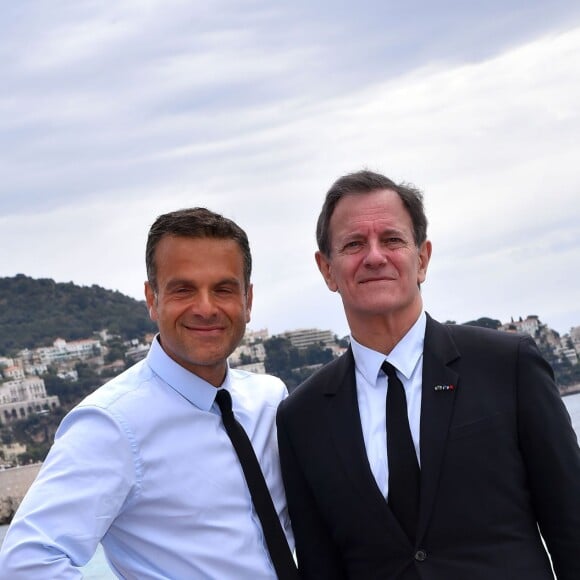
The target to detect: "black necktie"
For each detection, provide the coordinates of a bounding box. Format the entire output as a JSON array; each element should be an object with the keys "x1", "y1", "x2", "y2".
[
  {"x1": 215, "y1": 389, "x2": 298, "y2": 580},
  {"x1": 383, "y1": 361, "x2": 420, "y2": 543}
]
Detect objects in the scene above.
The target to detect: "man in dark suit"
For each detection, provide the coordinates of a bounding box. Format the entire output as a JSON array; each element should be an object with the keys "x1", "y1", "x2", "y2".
[{"x1": 276, "y1": 170, "x2": 580, "y2": 580}]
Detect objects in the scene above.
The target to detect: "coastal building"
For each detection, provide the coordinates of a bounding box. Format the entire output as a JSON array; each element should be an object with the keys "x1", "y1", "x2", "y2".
[
  {"x1": 229, "y1": 328, "x2": 270, "y2": 368},
  {"x1": 125, "y1": 342, "x2": 150, "y2": 363},
  {"x1": 282, "y1": 328, "x2": 335, "y2": 350},
  {"x1": 0, "y1": 443, "x2": 27, "y2": 464},
  {"x1": 1, "y1": 366, "x2": 25, "y2": 381},
  {"x1": 31, "y1": 338, "x2": 102, "y2": 365},
  {"x1": 501, "y1": 315, "x2": 541, "y2": 335},
  {"x1": 229, "y1": 342, "x2": 267, "y2": 367},
  {"x1": 570, "y1": 326, "x2": 580, "y2": 351},
  {"x1": 0, "y1": 376, "x2": 60, "y2": 425},
  {"x1": 242, "y1": 328, "x2": 269, "y2": 344},
  {"x1": 0, "y1": 357, "x2": 14, "y2": 368},
  {"x1": 501, "y1": 315, "x2": 562, "y2": 349}
]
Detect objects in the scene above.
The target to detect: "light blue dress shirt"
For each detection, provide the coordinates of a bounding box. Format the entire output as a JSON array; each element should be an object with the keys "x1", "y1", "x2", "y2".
[
  {"x1": 0, "y1": 337, "x2": 292, "y2": 579},
  {"x1": 351, "y1": 311, "x2": 426, "y2": 498}
]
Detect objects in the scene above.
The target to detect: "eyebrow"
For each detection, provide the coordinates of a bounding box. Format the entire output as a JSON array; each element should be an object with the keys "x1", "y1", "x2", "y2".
[
  {"x1": 165, "y1": 277, "x2": 243, "y2": 290},
  {"x1": 340, "y1": 226, "x2": 408, "y2": 240}
]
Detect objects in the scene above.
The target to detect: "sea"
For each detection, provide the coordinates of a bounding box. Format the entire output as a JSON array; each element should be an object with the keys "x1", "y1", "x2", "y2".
[{"x1": 2, "y1": 391, "x2": 580, "y2": 578}]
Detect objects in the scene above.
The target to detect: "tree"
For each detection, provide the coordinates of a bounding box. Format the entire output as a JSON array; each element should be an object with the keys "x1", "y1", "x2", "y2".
[
  {"x1": 0, "y1": 274, "x2": 157, "y2": 352},
  {"x1": 463, "y1": 317, "x2": 501, "y2": 330},
  {"x1": 105, "y1": 340, "x2": 126, "y2": 363}
]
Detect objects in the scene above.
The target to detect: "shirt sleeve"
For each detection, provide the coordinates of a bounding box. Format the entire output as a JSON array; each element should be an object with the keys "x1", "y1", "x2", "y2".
[{"x1": 0, "y1": 405, "x2": 137, "y2": 579}]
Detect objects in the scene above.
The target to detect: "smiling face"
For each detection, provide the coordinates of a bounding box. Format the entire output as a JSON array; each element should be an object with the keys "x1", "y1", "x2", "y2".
[
  {"x1": 316, "y1": 189, "x2": 431, "y2": 346},
  {"x1": 145, "y1": 235, "x2": 252, "y2": 386}
]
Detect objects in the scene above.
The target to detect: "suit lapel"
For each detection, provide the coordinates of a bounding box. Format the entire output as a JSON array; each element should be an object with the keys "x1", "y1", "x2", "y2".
[
  {"x1": 417, "y1": 315, "x2": 460, "y2": 540},
  {"x1": 322, "y1": 348, "x2": 410, "y2": 543}
]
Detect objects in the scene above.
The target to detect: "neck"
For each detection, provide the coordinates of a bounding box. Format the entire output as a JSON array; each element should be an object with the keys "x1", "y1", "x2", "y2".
[{"x1": 348, "y1": 302, "x2": 422, "y2": 355}]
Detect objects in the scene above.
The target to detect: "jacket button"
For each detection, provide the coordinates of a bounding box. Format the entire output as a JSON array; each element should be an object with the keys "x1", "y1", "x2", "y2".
[{"x1": 414, "y1": 549, "x2": 427, "y2": 562}]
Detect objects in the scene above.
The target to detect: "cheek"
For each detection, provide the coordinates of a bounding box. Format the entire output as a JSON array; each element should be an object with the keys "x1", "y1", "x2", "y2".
[
  {"x1": 335, "y1": 261, "x2": 357, "y2": 283},
  {"x1": 154, "y1": 301, "x2": 183, "y2": 325}
]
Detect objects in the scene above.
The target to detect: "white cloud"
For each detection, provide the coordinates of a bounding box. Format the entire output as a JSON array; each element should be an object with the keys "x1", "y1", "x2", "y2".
[{"x1": 2, "y1": 7, "x2": 580, "y2": 337}]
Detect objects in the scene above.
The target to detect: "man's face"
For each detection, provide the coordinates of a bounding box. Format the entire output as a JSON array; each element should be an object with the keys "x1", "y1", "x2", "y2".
[
  {"x1": 316, "y1": 189, "x2": 431, "y2": 327},
  {"x1": 145, "y1": 235, "x2": 252, "y2": 386}
]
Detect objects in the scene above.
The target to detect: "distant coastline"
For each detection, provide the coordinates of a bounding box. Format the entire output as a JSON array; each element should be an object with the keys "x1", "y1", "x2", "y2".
[{"x1": 0, "y1": 463, "x2": 42, "y2": 525}]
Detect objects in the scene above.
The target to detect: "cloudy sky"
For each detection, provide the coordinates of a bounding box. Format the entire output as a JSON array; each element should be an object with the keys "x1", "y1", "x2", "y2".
[{"x1": 2, "y1": 0, "x2": 580, "y2": 339}]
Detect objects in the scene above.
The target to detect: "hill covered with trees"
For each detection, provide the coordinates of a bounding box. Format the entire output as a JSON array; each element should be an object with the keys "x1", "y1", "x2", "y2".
[{"x1": 0, "y1": 274, "x2": 156, "y2": 353}]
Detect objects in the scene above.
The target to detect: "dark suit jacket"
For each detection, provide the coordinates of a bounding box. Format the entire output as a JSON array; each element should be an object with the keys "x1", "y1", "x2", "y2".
[{"x1": 276, "y1": 315, "x2": 580, "y2": 580}]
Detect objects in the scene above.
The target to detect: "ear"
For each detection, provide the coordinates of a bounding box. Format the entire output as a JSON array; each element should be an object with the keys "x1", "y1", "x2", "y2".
[
  {"x1": 417, "y1": 240, "x2": 432, "y2": 285},
  {"x1": 315, "y1": 251, "x2": 338, "y2": 292},
  {"x1": 144, "y1": 281, "x2": 159, "y2": 322},
  {"x1": 245, "y1": 283, "x2": 253, "y2": 323}
]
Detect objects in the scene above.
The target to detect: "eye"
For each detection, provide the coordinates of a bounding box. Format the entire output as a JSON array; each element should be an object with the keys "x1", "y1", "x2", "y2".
[
  {"x1": 172, "y1": 286, "x2": 193, "y2": 297},
  {"x1": 382, "y1": 236, "x2": 406, "y2": 248},
  {"x1": 342, "y1": 240, "x2": 365, "y2": 254},
  {"x1": 215, "y1": 284, "x2": 237, "y2": 295}
]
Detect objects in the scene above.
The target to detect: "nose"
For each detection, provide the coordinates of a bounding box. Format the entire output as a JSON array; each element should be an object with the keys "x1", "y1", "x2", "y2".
[
  {"x1": 190, "y1": 290, "x2": 218, "y2": 318},
  {"x1": 363, "y1": 239, "x2": 387, "y2": 268}
]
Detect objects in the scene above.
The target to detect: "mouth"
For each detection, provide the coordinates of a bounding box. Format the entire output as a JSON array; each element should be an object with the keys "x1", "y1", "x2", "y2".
[
  {"x1": 183, "y1": 324, "x2": 226, "y2": 334},
  {"x1": 358, "y1": 276, "x2": 395, "y2": 284}
]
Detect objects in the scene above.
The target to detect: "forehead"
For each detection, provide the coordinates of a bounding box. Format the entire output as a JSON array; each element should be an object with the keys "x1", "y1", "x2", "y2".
[
  {"x1": 154, "y1": 235, "x2": 244, "y2": 273},
  {"x1": 330, "y1": 189, "x2": 413, "y2": 238}
]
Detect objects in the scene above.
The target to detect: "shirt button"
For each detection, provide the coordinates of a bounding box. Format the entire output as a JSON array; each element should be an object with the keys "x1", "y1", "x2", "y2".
[{"x1": 414, "y1": 549, "x2": 427, "y2": 562}]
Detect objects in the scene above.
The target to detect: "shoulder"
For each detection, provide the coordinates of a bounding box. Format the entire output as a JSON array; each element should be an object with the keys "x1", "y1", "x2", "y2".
[
  {"x1": 49, "y1": 366, "x2": 153, "y2": 472},
  {"x1": 279, "y1": 350, "x2": 353, "y2": 414},
  {"x1": 77, "y1": 358, "x2": 156, "y2": 412},
  {"x1": 65, "y1": 359, "x2": 173, "y2": 437},
  {"x1": 307, "y1": 351, "x2": 352, "y2": 384},
  {"x1": 430, "y1": 317, "x2": 530, "y2": 352},
  {"x1": 229, "y1": 368, "x2": 288, "y2": 403},
  {"x1": 427, "y1": 316, "x2": 546, "y2": 375}
]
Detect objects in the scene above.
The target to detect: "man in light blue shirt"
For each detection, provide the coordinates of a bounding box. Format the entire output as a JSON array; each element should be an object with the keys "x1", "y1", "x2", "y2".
[{"x1": 0, "y1": 207, "x2": 294, "y2": 579}]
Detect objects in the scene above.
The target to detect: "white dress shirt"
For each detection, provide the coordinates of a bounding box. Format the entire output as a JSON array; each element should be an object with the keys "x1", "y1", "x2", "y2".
[
  {"x1": 350, "y1": 311, "x2": 426, "y2": 498},
  {"x1": 0, "y1": 337, "x2": 292, "y2": 579}
]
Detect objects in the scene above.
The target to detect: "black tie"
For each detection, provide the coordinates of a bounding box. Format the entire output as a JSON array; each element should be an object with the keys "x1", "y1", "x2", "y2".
[
  {"x1": 215, "y1": 389, "x2": 298, "y2": 580},
  {"x1": 383, "y1": 361, "x2": 420, "y2": 543}
]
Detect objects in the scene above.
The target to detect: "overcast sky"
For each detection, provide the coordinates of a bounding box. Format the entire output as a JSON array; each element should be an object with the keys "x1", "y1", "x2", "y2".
[{"x1": 2, "y1": 0, "x2": 580, "y2": 339}]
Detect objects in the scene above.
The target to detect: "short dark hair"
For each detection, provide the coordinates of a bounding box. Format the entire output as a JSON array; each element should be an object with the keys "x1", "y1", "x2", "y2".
[
  {"x1": 316, "y1": 169, "x2": 428, "y2": 256},
  {"x1": 146, "y1": 207, "x2": 252, "y2": 292}
]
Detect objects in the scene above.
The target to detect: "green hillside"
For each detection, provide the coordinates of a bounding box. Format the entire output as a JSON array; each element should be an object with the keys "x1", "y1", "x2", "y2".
[{"x1": 0, "y1": 274, "x2": 156, "y2": 353}]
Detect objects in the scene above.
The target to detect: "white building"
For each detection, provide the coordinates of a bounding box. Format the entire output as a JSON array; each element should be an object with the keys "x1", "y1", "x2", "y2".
[
  {"x1": 0, "y1": 357, "x2": 14, "y2": 368},
  {"x1": 501, "y1": 315, "x2": 541, "y2": 336},
  {"x1": 230, "y1": 343, "x2": 266, "y2": 366},
  {"x1": 34, "y1": 338, "x2": 101, "y2": 365},
  {"x1": 0, "y1": 377, "x2": 60, "y2": 425},
  {"x1": 283, "y1": 328, "x2": 335, "y2": 350},
  {"x1": 570, "y1": 326, "x2": 580, "y2": 351},
  {"x1": 242, "y1": 328, "x2": 269, "y2": 344},
  {"x1": 2, "y1": 366, "x2": 25, "y2": 381}
]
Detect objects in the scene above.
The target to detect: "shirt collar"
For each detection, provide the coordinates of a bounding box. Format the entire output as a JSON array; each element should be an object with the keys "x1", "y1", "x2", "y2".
[
  {"x1": 146, "y1": 335, "x2": 225, "y2": 411},
  {"x1": 351, "y1": 311, "x2": 426, "y2": 384}
]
